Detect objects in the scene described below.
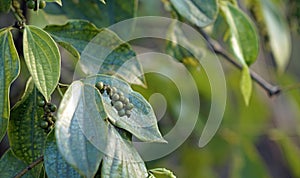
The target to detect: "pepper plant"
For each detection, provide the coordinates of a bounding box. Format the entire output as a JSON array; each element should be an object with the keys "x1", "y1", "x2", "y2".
[{"x1": 0, "y1": 0, "x2": 299, "y2": 178}]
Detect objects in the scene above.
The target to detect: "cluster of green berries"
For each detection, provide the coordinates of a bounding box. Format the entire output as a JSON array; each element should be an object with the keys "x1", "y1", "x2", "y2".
[
  {"x1": 95, "y1": 82, "x2": 134, "y2": 117},
  {"x1": 26, "y1": 0, "x2": 46, "y2": 10},
  {"x1": 38, "y1": 99, "x2": 57, "y2": 133}
]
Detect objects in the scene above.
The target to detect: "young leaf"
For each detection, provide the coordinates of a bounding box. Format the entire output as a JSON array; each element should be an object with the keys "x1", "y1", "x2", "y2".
[
  {"x1": 45, "y1": 0, "x2": 62, "y2": 6},
  {"x1": 0, "y1": 150, "x2": 34, "y2": 178},
  {"x1": 55, "y1": 81, "x2": 105, "y2": 177},
  {"x1": 45, "y1": 20, "x2": 145, "y2": 86},
  {"x1": 260, "y1": 0, "x2": 291, "y2": 73},
  {"x1": 148, "y1": 168, "x2": 176, "y2": 178},
  {"x1": 240, "y1": 66, "x2": 252, "y2": 106},
  {"x1": 169, "y1": 0, "x2": 218, "y2": 27},
  {"x1": 8, "y1": 78, "x2": 47, "y2": 177},
  {"x1": 44, "y1": 131, "x2": 82, "y2": 178},
  {"x1": 220, "y1": 2, "x2": 259, "y2": 66},
  {"x1": 83, "y1": 75, "x2": 166, "y2": 143},
  {"x1": 0, "y1": 28, "x2": 20, "y2": 140},
  {"x1": 23, "y1": 25, "x2": 61, "y2": 102},
  {"x1": 101, "y1": 124, "x2": 148, "y2": 178}
]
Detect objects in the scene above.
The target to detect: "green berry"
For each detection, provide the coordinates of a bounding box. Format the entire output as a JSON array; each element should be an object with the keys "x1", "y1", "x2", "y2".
[
  {"x1": 119, "y1": 95, "x2": 125, "y2": 103},
  {"x1": 38, "y1": 100, "x2": 45, "y2": 107},
  {"x1": 40, "y1": 121, "x2": 48, "y2": 129},
  {"x1": 114, "y1": 101, "x2": 123, "y2": 110},
  {"x1": 26, "y1": 0, "x2": 35, "y2": 9},
  {"x1": 125, "y1": 110, "x2": 131, "y2": 117},
  {"x1": 118, "y1": 109, "x2": 126, "y2": 117},
  {"x1": 112, "y1": 93, "x2": 120, "y2": 101},
  {"x1": 49, "y1": 104, "x2": 57, "y2": 112},
  {"x1": 96, "y1": 82, "x2": 104, "y2": 90},
  {"x1": 39, "y1": 0, "x2": 46, "y2": 9},
  {"x1": 125, "y1": 103, "x2": 134, "y2": 110},
  {"x1": 123, "y1": 98, "x2": 130, "y2": 104},
  {"x1": 51, "y1": 116, "x2": 57, "y2": 122},
  {"x1": 111, "y1": 87, "x2": 117, "y2": 93}
]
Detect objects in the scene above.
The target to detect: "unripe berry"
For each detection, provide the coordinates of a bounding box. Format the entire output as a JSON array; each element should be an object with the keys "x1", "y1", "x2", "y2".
[{"x1": 114, "y1": 101, "x2": 123, "y2": 110}]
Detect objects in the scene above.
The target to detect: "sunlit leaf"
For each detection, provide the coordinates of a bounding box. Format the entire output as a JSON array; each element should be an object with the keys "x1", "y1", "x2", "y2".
[
  {"x1": 101, "y1": 124, "x2": 148, "y2": 178},
  {"x1": 8, "y1": 78, "x2": 47, "y2": 177},
  {"x1": 220, "y1": 2, "x2": 259, "y2": 66},
  {"x1": 169, "y1": 0, "x2": 218, "y2": 27},
  {"x1": 0, "y1": 28, "x2": 20, "y2": 140},
  {"x1": 44, "y1": 131, "x2": 82, "y2": 178},
  {"x1": 83, "y1": 74, "x2": 166, "y2": 143},
  {"x1": 261, "y1": 0, "x2": 291, "y2": 73},
  {"x1": 240, "y1": 66, "x2": 252, "y2": 106},
  {"x1": 55, "y1": 81, "x2": 104, "y2": 177},
  {"x1": 0, "y1": 150, "x2": 34, "y2": 178},
  {"x1": 23, "y1": 25, "x2": 61, "y2": 102}
]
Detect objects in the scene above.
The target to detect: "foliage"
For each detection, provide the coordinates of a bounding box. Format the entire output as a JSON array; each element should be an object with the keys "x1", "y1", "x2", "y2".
[{"x1": 0, "y1": 0, "x2": 299, "y2": 178}]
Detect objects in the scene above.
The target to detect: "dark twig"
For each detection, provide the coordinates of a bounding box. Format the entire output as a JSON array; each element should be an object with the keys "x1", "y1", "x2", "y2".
[
  {"x1": 198, "y1": 29, "x2": 281, "y2": 97},
  {"x1": 14, "y1": 156, "x2": 44, "y2": 178}
]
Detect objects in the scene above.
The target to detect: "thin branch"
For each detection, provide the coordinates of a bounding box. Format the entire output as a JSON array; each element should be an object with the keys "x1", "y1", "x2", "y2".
[
  {"x1": 14, "y1": 156, "x2": 44, "y2": 178},
  {"x1": 198, "y1": 29, "x2": 281, "y2": 97}
]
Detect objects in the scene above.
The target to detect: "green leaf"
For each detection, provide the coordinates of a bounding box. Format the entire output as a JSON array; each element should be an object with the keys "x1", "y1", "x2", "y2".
[
  {"x1": 0, "y1": 0, "x2": 12, "y2": 13},
  {"x1": 261, "y1": 0, "x2": 291, "y2": 73},
  {"x1": 83, "y1": 75, "x2": 166, "y2": 143},
  {"x1": 8, "y1": 78, "x2": 47, "y2": 177},
  {"x1": 45, "y1": 20, "x2": 145, "y2": 86},
  {"x1": 45, "y1": 0, "x2": 62, "y2": 6},
  {"x1": 169, "y1": 0, "x2": 218, "y2": 27},
  {"x1": 166, "y1": 21, "x2": 202, "y2": 68},
  {"x1": 0, "y1": 28, "x2": 20, "y2": 140},
  {"x1": 57, "y1": 41, "x2": 80, "y2": 60},
  {"x1": 55, "y1": 81, "x2": 104, "y2": 177},
  {"x1": 148, "y1": 168, "x2": 176, "y2": 178},
  {"x1": 44, "y1": 0, "x2": 137, "y2": 27},
  {"x1": 240, "y1": 67, "x2": 252, "y2": 106},
  {"x1": 99, "y1": 0, "x2": 106, "y2": 4},
  {"x1": 44, "y1": 131, "x2": 83, "y2": 178},
  {"x1": 101, "y1": 124, "x2": 148, "y2": 178},
  {"x1": 23, "y1": 25, "x2": 61, "y2": 102},
  {"x1": 220, "y1": 2, "x2": 259, "y2": 66},
  {"x1": 0, "y1": 150, "x2": 34, "y2": 178},
  {"x1": 44, "y1": 20, "x2": 101, "y2": 54}
]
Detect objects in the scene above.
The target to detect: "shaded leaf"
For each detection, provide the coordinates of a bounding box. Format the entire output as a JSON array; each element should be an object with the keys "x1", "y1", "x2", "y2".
[
  {"x1": 45, "y1": 20, "x2": 145, "y2": 85},
  {"x1": 166, "y1": 21, "x2": 202, "y2": 68},
  {"x1": 0, "y1": 150, "x2": 34, "y2": 178},
  {"x1": 44, "y1": 131, "x2": 83, "y2": 178},
  {"x1": 220, "y1": 2, "x2": 259, "y2": 66},
  {"x1": 44, "y1": 20, "x2": 101, "y2": 54},
  {"x1": 261, "y1": 0, "x2": 291, "y2": 72},
  {"x1": 23, "y1": 25, "x2": 61, "y2": 102},
  {"x1": 44, "y1": 0, "x2": 137, "y2": 27},
  {"x1": 83, "y1": 75, "x2": 166, "y2": 143},
  {"x1": 0, "y1": 0, "x2": 11, "y2": 13},
  {"x1": 8, "y1": 78, "x2": 47, "y2": 177},
  {"x1": 55, "y1": 81, "x2": 104, "y2": 177},
  {"x1": 101, "y1": 124, "x2": 148, "y2": 178},
  {"x1": 169, "y1": 0, "x2": 218, "y2": 27},
  {"x1": 240, "y1": 66, "x2": 252, "y2": 106},
  {"x1": 0, "y1": 28, "x2": 20, "y2": 140}
]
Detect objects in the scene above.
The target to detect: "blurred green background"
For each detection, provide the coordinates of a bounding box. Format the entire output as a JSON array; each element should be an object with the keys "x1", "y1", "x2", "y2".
[{"x1": 1, "y1": 0, "x2": 300, "y2": 178}]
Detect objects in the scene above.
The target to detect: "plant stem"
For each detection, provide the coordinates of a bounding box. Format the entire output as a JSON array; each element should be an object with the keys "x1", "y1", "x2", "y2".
[
  {"x1": 14, "y1": 156, "x2": 44, "y2": 178},
  {"x1": 198, "y1": 29, "x2": 281, "y2": 97}
]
